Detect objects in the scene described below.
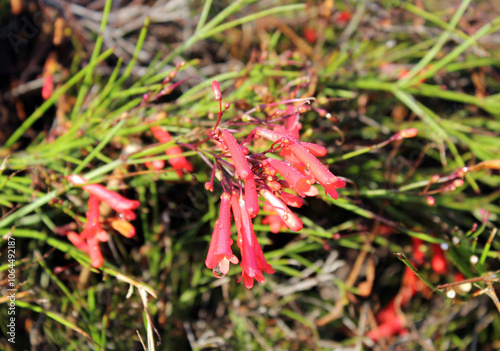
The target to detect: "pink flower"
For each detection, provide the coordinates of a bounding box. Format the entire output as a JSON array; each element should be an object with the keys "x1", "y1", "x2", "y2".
[
  {"x1": 261, "y1": 189, "x2": 303, "y2": 232},
  {"x1": 219, "y1": 129, "x2": 253, "y2": 180},
  {"x1": 67, "y1": 175, "x2": 140, "y2": 220},
  {"x1": 205, "y1": 193, "x2": 239, "y2": 277},
  {"x1": 284, "y1": 139, "x2": 346, "y2": 199},
  {"x1": 236, "y1": 196, "x2": 274, "y2": 289},
  {"x1": 264, "y1": 158, "x2": 317, "y2": 197}
]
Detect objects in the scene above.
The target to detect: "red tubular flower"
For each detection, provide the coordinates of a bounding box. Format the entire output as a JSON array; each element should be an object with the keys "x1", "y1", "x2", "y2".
[
  {"x1": 337, "y1": 10, "x2": 352, "y2": 22},
  {"x1": 150, "y1": 126, "x2": 194, "y2": 177},
  {"x1": 253, "y1": 236, "x2": 275, "y2": 276},
  {"x1": 284, "y1": 112, "x2": 302, "y2": 139},
  {"x1": 431, "y1": 244, "x2": 448, "y2": 275},
  {"x1": 255, "y1": 127, "x2": 319, "y2": 177},
  {"x1": 280, "y1": 191, "x2": 304, "y2": 208},
  {"x1": 258, "y1": 125, "x2": 327, "y2": 157},
  {"x1": 230, "y1": 191, "x2": 243, "y2": 248},
  {"x1": 67, "y1": 175, "x2": 140, "y2": 220},
  {"x1": 80, "y1": 195, "x2": 108, "y2": 268},
  {"x1": 367, "y1": 267, "x2": 418, "y2": 341},
  {"x1": 243, "y1": 176, "x2": 260, "y2": 217},
  {"x1": 165, "y1": 146, "x2": 194, "y2": 177},
  {"x1": 236, "y1": 196, "x2": 274, "y2": 289},
  {"x1": 299, "y1": 142, "x2": 327, "y2": 157},
  {"x1": 68, "y1": 231, "x2": 104, "y2": 269},
  {"x1": 205, "y1": 193, "x2": 239, "y2": 277},
  {"x1": 150, "y1": 126, "x2": 172, "y2": 143},
  {"x1": 67, "y1": 231, "x2": 89, "y2": 251},
  {"x1": 256, "y1": 126, "x2": 325, "y2": 156},
  {"x1": 262, "y1": 214, "x2": 286, "y2": 233},
  {"x1": 265, "y1": 158, "x2": 317, "y2": 197},
  {"x1": 366, "y1": 315, "x2": 406, "y2": 342},
  {"x1": 399, "y1": 266, "x2": 419, "y2": 305},
  {"x1": 284, "y1": 139, "x2": 346, "y2": 199},
  {"x1": 303, "y1": 26, "x2": 317, "y2": 44},
  {"x1": 262, "y1": 204, "x2": 288, "y2": 233},
  {"x1": 411, "y1": 237, "x2": 425, "y2": 266},
  {"x1": 261, "y1": 189, "x2": 303, "y2": 232},
  {"x1": 86, "y1": 235, "x2": 104, "y2": 269},
  {"x1": 220, "y1": 129, "x2": 253, "y2": 180},
  {"x1": 145, "y1": 160, "x2": 166, "y2": 171},
  {"x1": 280, "y1": 148, "x2": 310, "y2": 176}
]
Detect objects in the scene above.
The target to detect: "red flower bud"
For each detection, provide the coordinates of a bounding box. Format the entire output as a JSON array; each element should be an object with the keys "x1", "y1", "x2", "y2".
[
  {"x1": 42, "y1": 74, "x2": 54, "y2": 100},
  {"x1": 211, "y1": 80, "x2": 222, "y2": 101},
  {"x1": 400, "y1": 128, "x2": 418, "y2": 139}
]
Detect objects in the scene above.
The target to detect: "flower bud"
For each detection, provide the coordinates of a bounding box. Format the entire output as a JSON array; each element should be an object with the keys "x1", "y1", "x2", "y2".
[{"x1": 211, "y1": 80, "x2": 222, "y2": 101}]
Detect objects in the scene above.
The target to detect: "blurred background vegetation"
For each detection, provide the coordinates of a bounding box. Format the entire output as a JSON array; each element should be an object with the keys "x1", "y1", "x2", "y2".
[{"x1": 1, "y1": 0, "x2": 500, "y2": 350}]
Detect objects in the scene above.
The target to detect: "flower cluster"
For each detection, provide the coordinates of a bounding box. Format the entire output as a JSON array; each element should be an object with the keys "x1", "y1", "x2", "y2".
[
  {"x1": 60, "y1": 175, "x2": 140, "y2": 268},
  {"x1": 204, "y1": 81, "x2": 346, "y2": 288}
]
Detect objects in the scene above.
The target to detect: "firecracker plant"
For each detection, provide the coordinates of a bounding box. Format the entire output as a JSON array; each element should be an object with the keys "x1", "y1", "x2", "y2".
[{"x1": 1, "y1": 0, "x2": 500, "y2": 350}]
